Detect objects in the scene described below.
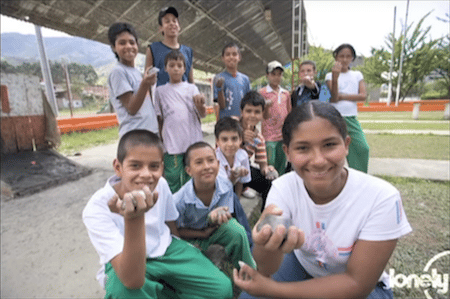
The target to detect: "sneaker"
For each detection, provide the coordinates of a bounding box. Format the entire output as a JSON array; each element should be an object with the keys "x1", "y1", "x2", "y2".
[{"x1": 242, "y1": 187, "x2": 256, "y2": 198}]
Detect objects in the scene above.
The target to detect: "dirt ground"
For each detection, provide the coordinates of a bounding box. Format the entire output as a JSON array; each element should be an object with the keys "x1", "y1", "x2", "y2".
[{"x1": 1, "y1": 167, "x2": 110, "y2": 298}]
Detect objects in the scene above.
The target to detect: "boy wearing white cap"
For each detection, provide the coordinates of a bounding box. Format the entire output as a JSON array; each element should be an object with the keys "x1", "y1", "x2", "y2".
[{"x1": 258, "y1": 61, "x2": 291, "y2": 176}]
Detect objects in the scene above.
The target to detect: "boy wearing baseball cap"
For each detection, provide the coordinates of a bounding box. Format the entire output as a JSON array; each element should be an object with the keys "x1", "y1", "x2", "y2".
[
  {"x1": 145, "y1": 6, "x2": 194, "y2": 87},
  {"x1": 259, "y1": 60, "x2": 291, "y2": 176}
]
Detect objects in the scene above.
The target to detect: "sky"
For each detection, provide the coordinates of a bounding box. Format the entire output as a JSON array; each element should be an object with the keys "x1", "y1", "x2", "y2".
[{"x1": 1, "y1": 0, "x2": 449, "y2": 57}]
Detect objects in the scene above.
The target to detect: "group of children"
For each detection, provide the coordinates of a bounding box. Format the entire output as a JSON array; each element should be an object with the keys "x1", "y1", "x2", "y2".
[{"x1": 83, "y1": 6, "x2": 412, "y2": 299}]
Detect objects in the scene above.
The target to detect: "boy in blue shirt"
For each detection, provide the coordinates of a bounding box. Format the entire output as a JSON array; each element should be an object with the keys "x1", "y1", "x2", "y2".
[
  {"x1": 173, "y1": 141, "x2": 256, "y2": 270},
  {"x1": 214, "y1": 42, "x2": 251, "y2": 119},
  {"x1": 83, "y1": 130, "x2": 232, "y2": 298},
  {"x1": 145, "y1": 6, "x2": 194, "y2": 86}
]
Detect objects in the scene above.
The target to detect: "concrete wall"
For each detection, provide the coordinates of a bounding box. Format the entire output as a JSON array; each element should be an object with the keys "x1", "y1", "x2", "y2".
[
  {"x1": 1, "y1": 73, "x2": 44, "y2": 117},
  {"x1": 1, "y1": 73, "x2": 47, "y2": 154}
]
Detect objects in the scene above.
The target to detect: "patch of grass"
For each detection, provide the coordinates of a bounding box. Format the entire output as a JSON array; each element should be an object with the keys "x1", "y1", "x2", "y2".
[
  {"x1": 202, "y1": 113, "x2": 216, "y2": 124},
  {"x1": 58, "y1": 126, "x2": 119, "y2": 155},
  {"x1": 366, "y1": 134, "x2": 450, "y2": 160},
  {"x1": 358, "y1": 111, "x2": 448, "y2": 121},
  {"x1": 362, "y1": 122, "x2": 450, "y2": 131},
  {"x1": 380, "y1": 176, "x2": 450, "y2": 299}
]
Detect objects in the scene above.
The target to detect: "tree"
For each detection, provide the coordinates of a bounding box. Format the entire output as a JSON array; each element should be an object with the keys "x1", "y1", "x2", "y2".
[
  {"x1": 434, "y1": 13, "x2": 450, "y2": 97},
  {"x1": 360, "y1": 12, "x2": 442, "y2": 101},
  {"x1": 250, "y1": 46, "x2": 335, "y2": 91}
]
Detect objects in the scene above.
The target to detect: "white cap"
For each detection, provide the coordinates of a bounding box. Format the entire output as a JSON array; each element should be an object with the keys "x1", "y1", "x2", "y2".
[{"x1": 267, "y1": 60, "x2": 284, "y2": 73}]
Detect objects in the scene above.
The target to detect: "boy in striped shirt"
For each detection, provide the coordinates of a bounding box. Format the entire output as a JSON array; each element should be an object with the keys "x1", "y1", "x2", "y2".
[{"x1": 239, "y1": 91, "x2": 278, "y2": 211}]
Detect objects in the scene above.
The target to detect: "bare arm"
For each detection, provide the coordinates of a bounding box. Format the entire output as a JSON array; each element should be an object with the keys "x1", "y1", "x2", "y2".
[
  {"x1": 157, "y1": 116, "x2": 164, "y2": 142},
  {"x1": 108, "y1": 188, "x2": 158, "y2": 289},
  {"x1": 188, "y1": 67, "x2": 194, "y2": 83},
  {"x1": 145, "y1": 47, "x2": 157, "y2": 86},
  {"x1": 193, "y1": 94, "x2": 207, "y2": 118},
  {"x1": 166, "y1": 221, "x2": 179, "y2": 237},
  {"x1": 328, "y1": 61, "x2": 341, "y2": 103},
  {"x1": 215, "y1": 77, "x2": 226, "y2": 110},
  {"x1": 118, "y1": 67, "x2": 156, "y2": 115}
]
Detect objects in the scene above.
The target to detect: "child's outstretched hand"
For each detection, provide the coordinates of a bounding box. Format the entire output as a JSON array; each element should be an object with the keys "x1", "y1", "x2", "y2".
[
  {"x1": 208, "y1": 206, "x2": 232, "y2": 226},
  {"x1": 263, "y1": 165, "x2": 278, "y2": 180},
  {"x1": 193, "y1": 94, "x2": 206, "y2": 107},
  {"x1": 233, "y1": 261, "x2": 273, "y2": 297},
  {"x1": 253, "y1": 204, "x2": 304, "y2": 253},
  {"x1": 243, "y1": 125, "x2": 257, "y2": 144},
  {"x1": 214, "y1": 75, "x2": 225, "y2": 89},
  {"x1": 108, "y1": 185, "x2": 158, "y2": 219},
  {"x1": 143, "y1": 66, "x2": 158, "y2": 86},
  {"x1": 332, "y1": 61, "x2": 342, "y2": 78},
  {"x1": 301, "y1": 75, "x2": 316, "y2": 89}
]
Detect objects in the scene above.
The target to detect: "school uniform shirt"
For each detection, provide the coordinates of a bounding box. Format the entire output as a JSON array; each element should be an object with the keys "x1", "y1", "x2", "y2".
[
  {"x1": 154, "y1": 81, "x2": 203, "y2": 155},
  {"x1": 213, "y1": 71, "x2": 251, "y2": 119},
  {"x1": 108, "y1": 62, "x2": 158, "y2": 136},
  {"x1": 149, "y1": 42, "x2": 193, "y2": 87},
  {"x1": 259, "y1": 85, "x2": 291, "y2": 142},
  {"x1": 325, "y1": 70, "x2": 363, "y2": 117},
  {"x1": 174, "y1": 174, "x2": 235, "y2": 230},
  {"x1": 265, "y1": 168, "x2": 412, "y2": 286},
  {"x1": 216, "y1": 147, "x2": 251, "y2": 184},
  {"x1": 82, "y1": 176, "x2": 179, "y2": 288}
]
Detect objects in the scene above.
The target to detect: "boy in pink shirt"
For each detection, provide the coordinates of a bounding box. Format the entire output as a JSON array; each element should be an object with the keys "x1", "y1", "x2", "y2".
[{"x1": 259, "y1": 61, "x2": 292, "y2": 175}]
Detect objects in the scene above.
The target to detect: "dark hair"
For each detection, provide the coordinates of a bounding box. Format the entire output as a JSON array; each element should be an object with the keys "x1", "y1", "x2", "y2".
[
  {"x1": 108, "y1": 22, "x2": 139, "y2": 61},
  {"x1": 164, "y1": 49, "x2": 186, "y2": 67},
  {"x1": 282, "y1": 101, "x2": 347, "y2": 146},
  {"x1": 183, "y1": 141, "x2": 215, "y2": 166},
  {"x1": 299, "y1": 60, "x2": 316, "y2": 71},
  {"x1": 240, "y1": 90, "x2": 265, "y2": 111},
  {"x1": 117, "y1": 130, "x2": 164, "y2": 163},
  {"x1": 158, "y1": 6, "x2": 178, "y2": 26},
  {"x1": 222, "y1": 42, "x2": 241, "y2": 56},
  {"x1": 214, "y1": 117, "x2": 243, "y2": 139},
  {"x1": 333, "y1": 44, "x2": 356, "y2": 61}
]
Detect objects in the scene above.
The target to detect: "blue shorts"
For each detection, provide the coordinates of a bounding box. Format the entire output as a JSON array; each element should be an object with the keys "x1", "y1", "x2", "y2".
[{"x1": 239, "y1": 251, "x2": 393, "y2": 299}]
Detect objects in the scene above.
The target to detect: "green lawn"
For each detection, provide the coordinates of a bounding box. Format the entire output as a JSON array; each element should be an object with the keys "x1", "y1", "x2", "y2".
[
  {"x1": 58, "y1": 126, "x2": 119, "y2": 155},
  {"x1": 366, "y1": 134, "x2": 450, "y2": 160},
  {"x1": 382, "y1": 176, "x2": 450, "y2": 299},
  {"x1": 358, "y1": 111, "x2": 448, "y2": 121},
  {"x1": 361, "y1": 122, "x2": 450, "y2": 131}
]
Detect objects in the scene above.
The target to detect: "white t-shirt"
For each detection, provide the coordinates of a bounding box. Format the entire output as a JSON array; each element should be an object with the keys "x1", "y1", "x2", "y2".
[
  {"x1": 265, "y1": 168, "x2": 412, "y2": 284},
  {"x1": 154, "y1": 81, "x2": 203, "y2": 155},
  {"x1": 108, "y1": 62, "x2": 158, "y2": 136},
  {"x1": 325, "y1": 70, "x2": 363, "y2": 116},
  {"x1": 216, "y1": 147, "x2": 251, "y2": 184},
  {"x1": 82, "y1": 176, "x2": 179, "y2": 288}
]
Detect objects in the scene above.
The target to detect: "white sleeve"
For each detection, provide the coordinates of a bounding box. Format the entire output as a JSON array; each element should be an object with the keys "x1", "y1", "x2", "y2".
[
  {"x1": 359, "y1": 191, "x2": 412, "y2": 241},
  {"x1": 109, "y1": 67, "x2": 133, "y2": 99},
  {"x1": 325, "y1": 72, "x2": 332, "y2": 81},
  {"x1": 82, "y1": 198, "x2": 124, "y2": 265},
  {"x1": 265, "y1": 178, "x2": 293, "y2": 219},
  {"x1": 160, "y1": 179, "x2": 179, "y2": 222}
]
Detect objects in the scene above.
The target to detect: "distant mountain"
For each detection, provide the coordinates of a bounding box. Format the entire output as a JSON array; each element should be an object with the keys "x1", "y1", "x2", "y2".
[{"x1": 1, "y1": 32, "x2": 116, "y2": 67}]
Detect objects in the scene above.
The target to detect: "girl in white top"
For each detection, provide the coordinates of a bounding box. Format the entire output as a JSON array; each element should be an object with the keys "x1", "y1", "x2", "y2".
[
  {"x1": 325, "y1": 44, "x2": 370, "y2": 173},
  {"x1": 234, "y1": 101, "x2": 412, "y2": 299}
]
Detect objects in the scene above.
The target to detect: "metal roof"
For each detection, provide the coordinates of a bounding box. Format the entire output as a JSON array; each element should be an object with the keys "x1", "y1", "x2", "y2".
[{"x1": 1, "y1": 0, "x2": 304, "y2": 80}]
